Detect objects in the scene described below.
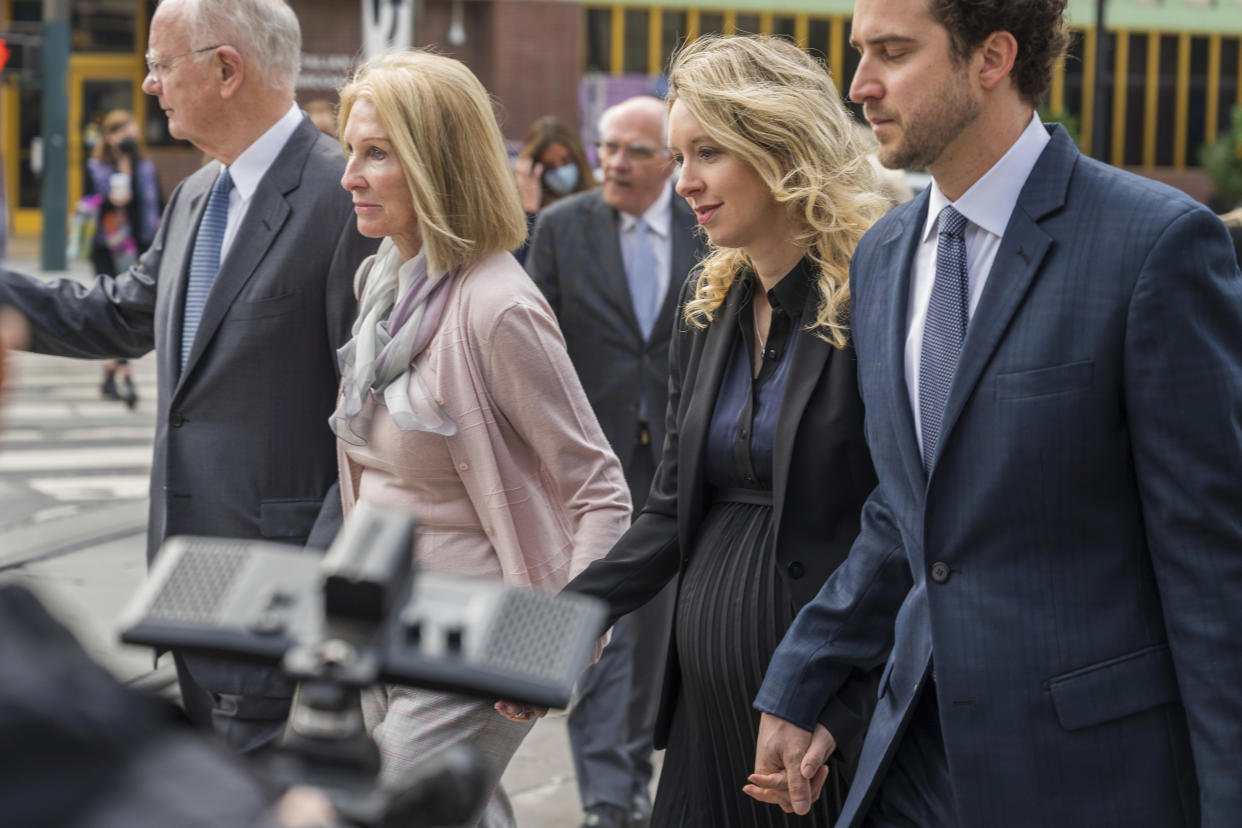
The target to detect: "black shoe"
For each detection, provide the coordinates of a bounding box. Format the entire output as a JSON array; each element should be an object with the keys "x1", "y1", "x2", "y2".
[
  {"x1": 629, "y1": 790, "x2": 653, "y2": 828},
  {"x1": 121, "y1": 378, "x2": 138, "y2": 410},
  {"x1": 100, "y1": 373, "x2": 120, "y2": 400},
  {"x1": 582, "y1": 802, "x2": 629, "y2": 828}
]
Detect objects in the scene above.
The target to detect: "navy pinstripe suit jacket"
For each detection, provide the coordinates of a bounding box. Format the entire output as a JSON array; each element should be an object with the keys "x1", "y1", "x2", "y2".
[{"x1": 756, "y1": 125, "x2": 1242, "y2": 828}]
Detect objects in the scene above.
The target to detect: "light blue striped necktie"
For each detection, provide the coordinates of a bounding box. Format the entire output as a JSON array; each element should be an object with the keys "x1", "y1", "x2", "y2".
[
  {"x1": 624, "y1": 217, "x2": 661, "y2": 341},
  {"x1": 181, "y1": 168, "x2": 233, "y2": 370},
  {"x1": 919, "y1": 205, "x2": 969, "y2": 471}
]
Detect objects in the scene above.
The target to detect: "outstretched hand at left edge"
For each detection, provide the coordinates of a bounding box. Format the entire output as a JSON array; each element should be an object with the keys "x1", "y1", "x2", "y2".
[{"x1": 744, "y1": 712, "x2": 836, "y2": 815}]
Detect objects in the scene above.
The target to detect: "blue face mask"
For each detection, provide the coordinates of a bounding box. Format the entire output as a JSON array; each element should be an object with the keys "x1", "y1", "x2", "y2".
[{"x1": 543, "y1": 163, "x2": 580, "y2": 195}]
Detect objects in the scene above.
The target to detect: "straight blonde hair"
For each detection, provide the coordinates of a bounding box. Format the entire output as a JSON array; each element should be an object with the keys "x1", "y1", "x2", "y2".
[
  {"x1": 338, "y1": 50, "x2": 527, "y2": 274},
  {"x1": 670, "y1": 35, "x2": 887, "y2": 348}
]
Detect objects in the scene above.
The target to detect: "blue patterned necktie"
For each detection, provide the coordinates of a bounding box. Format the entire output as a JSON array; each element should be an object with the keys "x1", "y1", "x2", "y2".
[
  {"x1": 181, "y1": 168, "x2": 233, "y2": 370},
  {"x1": 624, "y1": 217, "x2": 661, "y2": 341},
  {"x1": 919, "y1": 205, "x2": 969, "y2": 471}
]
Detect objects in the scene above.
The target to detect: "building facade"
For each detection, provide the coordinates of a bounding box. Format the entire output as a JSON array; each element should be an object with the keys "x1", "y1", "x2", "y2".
[{"x1": 3, "y1": 0, "x2": 1241, "y2": 237}]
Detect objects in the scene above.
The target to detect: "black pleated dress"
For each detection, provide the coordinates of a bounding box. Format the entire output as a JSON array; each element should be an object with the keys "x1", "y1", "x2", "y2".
[{"x1": 651, "y1": 265, "x2": 851, "y2": 828}]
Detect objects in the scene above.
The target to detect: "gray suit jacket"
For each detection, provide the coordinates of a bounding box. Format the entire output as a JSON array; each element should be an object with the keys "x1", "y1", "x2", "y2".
[
  {"x1": 0, "y1": 118, "x2": 378, "y2": 691},
  {"x1": 526, "y1": 188, "x2": 706, "y2": 475}
]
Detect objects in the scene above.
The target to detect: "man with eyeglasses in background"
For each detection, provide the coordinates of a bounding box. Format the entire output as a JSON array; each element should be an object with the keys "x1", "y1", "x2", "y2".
[
  {"x1": 0, "y1": 0, "x2": 376, "y2": 754},
  {"x1": 527, "y1": 95, "x2": 706, "y2": 828}
]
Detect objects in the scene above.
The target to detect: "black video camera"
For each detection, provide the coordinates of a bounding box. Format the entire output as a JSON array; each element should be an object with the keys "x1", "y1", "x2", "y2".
[{"x1": 118, "y1": 502, "x2": 607, "y2": 827}]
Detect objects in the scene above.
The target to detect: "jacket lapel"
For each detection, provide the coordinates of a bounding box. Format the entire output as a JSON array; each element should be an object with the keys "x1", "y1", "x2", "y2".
[
  {"x1": 177, "y1": 119, "x2": 314, "y2": 386},
  {"x1": 771, "y1": 287, "x2": 832, "y2": 536},
  {"x1": 678, "y1": 277, "x2": 746, "y2": 546},
  {"x1": 932, "y1": 128, "x2": 1074, "y2": 474},
  {"x1": 878, "y1": 194, "x2": 931, "y2": 501},
  {"x1": 586, "y1": 195, "x2": 643, "y2": 338}
]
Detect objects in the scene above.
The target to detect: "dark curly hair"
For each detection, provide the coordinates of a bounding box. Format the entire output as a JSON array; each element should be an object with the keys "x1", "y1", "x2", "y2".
[{"x1": 928, "y1": 0, "x2": 1070, "y2": 107}]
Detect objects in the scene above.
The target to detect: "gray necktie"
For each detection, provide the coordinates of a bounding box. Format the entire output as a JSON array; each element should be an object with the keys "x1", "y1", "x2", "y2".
[
  {"x1": 919, "y1": 205, "x2": 969, "y2": 471},
  {"x1": 624, "y1": 217, "x2": 661, "y2": 341},
  {"x1": 181, "y1": 168, "x2": 233, "y2": 370}
]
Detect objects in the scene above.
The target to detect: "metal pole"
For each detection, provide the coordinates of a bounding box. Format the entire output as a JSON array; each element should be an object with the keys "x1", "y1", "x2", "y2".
[
  {"x1": 40, "y1": 0, "x2": 69, "y2": 270},
  {"x1": 1091, "y1": 0, "x2": 1109, "y2": 161}
]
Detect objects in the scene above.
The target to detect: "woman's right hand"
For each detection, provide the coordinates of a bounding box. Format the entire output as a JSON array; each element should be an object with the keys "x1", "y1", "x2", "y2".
[{"x1": 513, "y1": 156, "x2": 544, "y2": 214}]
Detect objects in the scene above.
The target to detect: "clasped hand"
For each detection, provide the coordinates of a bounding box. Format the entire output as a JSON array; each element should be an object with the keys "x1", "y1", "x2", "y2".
[{"x1": 745, "y1": 712, "x2": 837, "y2": 815}]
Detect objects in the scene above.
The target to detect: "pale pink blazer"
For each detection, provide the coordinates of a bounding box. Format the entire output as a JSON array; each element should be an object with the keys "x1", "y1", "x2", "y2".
[{"x1": 338, "y1": 249, "x2": 632, "y2": 592}]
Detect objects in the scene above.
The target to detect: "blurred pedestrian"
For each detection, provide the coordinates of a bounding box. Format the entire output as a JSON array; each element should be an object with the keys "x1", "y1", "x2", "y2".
[
  {"x1": 333, "y1": 49, "x2": 630, "y2": 827},
  {"x1": 749, "y1": 1, "x2": 1242, "y2": 825},
  {"x1": 563, "y1": 35, "x2": 885, "y2": 827},
  {"x1": 512, "y1": 115, "x2": 595, "y2": 265},
  {"x1": 87, "y1": 109, "x2": 163, "y2": 409},
  {"x1": 526, "y1": 95, "x2": 708, "y2": 828},
  {"x1": 0, "y1": 0, "x2": 377, "y2": 753}
]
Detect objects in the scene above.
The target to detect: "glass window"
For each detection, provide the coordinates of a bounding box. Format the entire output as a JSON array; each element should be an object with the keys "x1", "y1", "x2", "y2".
[
  {"x1": 71, "y1": 0, "x2": 137, "y2": 53},
  {"x1": 585, "y1": 7, "x2": 612, "y2": 73},
  {"x1": 624, "y1": 9, "x2": 649, "y2": 74}
]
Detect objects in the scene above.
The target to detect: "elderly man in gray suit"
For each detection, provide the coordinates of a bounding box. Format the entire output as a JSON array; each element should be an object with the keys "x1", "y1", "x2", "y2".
[
  {"x1": 0, "y1": 0, "x2": 376, "y2": 752},
  {"x1": 527, "y1": 96, "x2": 707, "y2": 828}
]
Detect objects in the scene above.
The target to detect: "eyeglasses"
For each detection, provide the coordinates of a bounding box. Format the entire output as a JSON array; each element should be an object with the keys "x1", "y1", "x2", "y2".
[
  {"x1": 597, "y1": 140, "x2": 666, "y2": 163},
  {"x1": 144, "y1": 44, "x2": 228, "y2": 80}
]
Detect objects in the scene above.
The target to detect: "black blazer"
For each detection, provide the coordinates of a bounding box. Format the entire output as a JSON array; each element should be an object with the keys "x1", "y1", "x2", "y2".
[{"x1": 566, "y1": 267, "x2": 879, "y2": 747}]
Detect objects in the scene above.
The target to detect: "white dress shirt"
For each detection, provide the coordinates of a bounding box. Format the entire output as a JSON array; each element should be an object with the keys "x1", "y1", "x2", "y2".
[
  {"x1": 219, "y1": 102, "x2": 304, "y2": 260},
  {"x1": 618, "y1": 180, "x2": 674, "y2": 314},
  {"x1": 904, "y1": 112, "x2": 1050, "y2": 456}
]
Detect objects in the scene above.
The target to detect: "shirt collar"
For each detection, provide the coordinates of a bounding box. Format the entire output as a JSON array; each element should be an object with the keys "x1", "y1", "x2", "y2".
[
  {"x1": 922, "y1": 111, "x2": 1050, "y2": 242},
  {"x1": 618, "y1": 180, "x2": 674, "y2": 239},
  {"x1": 225, "y1": 102, "x2": 303, "y2": 201},
  {"x1": 751, "y1": 256, "x2": 814, "y2": 321}
]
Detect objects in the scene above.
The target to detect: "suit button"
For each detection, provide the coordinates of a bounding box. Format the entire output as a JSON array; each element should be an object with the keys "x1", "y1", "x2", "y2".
[
  {"x1": 787, "y1": 561, "x2": 805, "y2": 579},
  {"x1": 930, "y1": 562, "x2": 951, "y2": 584},
  {"x1": 169, "y1": 412, "x2": 185, "y2": 428}
]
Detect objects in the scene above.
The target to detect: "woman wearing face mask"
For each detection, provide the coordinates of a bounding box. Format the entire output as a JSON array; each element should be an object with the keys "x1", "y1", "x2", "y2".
[
  {"x1": 511, "y1": 116, "x2": 595, "y2": 265},
  {"x1": 85, "y1": 109, "x2": 162, "y2": 408}
]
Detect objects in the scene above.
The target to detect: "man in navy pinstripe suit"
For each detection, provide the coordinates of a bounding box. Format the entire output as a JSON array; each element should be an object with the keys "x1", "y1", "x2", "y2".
[{"x1": 747, "y1": 1, "x2": 1242, "y2": 826}]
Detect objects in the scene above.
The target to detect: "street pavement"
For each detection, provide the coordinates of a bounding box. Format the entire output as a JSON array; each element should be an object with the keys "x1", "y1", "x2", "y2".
[{"x1": 0, "y1": 248, "x2": 656, "y2": 827}]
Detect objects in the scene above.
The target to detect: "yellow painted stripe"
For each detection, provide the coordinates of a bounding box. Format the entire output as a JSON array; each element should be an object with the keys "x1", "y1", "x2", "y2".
[
  {"x1": 686, "y1": 8, "x2": 699, "y2": 42},
  {"x1": 759, "y1": 11, "x2": 772, "y2": 35},
  {"x1": 611, "y1": 5, "x2": 625, "y2": 75},
  {"x1": 1173, "y1": 32, "x2": 1189, "y2": 170},
  {"x1": 648, "y1": 7, "x2": 663, "y2": 76},
  {"x1": 794, "y1": 14, "x2": 808, "y2": 49},
  {"x1": 1082, "y1": 26, "x2": 1096, "y2": 154},
  {"x1": 723, "y1": 9, "x2": 737, "y2": 35},
  {"x1": 830, "y1": 17, "x2": 845, "y2": 95},
  {"x1": 1111, "y1": 30, "x2": 1129, "y2": 167},
  {"x1": 1143, "y1": 31, "x2": 1159, "y2": 168},
  {"x1": 1206, "y1": 35, "x2": 1220, "y2": 146},
  {"x1": 1050, "y1": 53, "x2": 1065, "y2": 115}
]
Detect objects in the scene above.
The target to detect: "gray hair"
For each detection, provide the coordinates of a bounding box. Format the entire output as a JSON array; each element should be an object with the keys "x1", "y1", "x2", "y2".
[
  {"x1": 598, "y1": 96, "x2": 668, "y2": 147},
  {"x1": 164, "y1": 0, "x2": 301, "y2": 93}
]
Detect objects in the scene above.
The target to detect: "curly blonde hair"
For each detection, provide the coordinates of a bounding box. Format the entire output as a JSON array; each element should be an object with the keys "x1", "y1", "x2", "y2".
[{"x1": 670, "y1": 35, "x2": 887, "y2": 348}]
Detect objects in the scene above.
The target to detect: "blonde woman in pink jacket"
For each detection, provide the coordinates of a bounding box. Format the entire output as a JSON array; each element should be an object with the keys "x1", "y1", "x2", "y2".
[{"x1": 331, "y1": 51, "x2": 631, "y2": 827}]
